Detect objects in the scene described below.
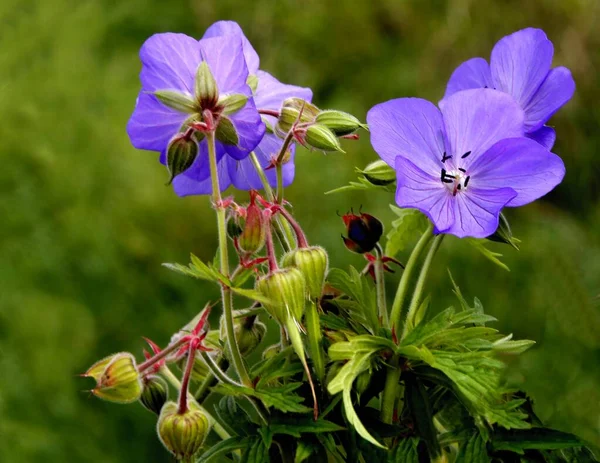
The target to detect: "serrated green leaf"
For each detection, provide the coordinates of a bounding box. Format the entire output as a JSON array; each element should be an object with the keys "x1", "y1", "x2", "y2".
[
  {"x1": 215, "y1": 382, "x2": 312, "y2": 414},
  {"x1": 241, "y1": 437, "x2": 269, "y2": 463},
  {"x1": 328, "y1": 334, "x2": 395, "y2": 362},
  {"x1": 385, "y1": 206, "x2": 428, "y2": 257},
  {"x1": 196, "y1": 436, "x2": 250, "y2": 462},
  {"x1": 269, "y1": 417, "x2": 345, "y2": 437},
  {"x1": 327, "y1": 267, "x2": 378, "y2": 332},
  {"x1": 455, "y1": 432, "x2": 490, "y2": 463},
  {"x1": 388, "y1": 437, "x2": 421, "y2": 463},
  {"x1": 465, "y1": 238, "x2": 511, "y2": 271},
  {"x1": 214, "y1": 396, "x2": 256, "y2": 436},
  {"x1": 492, "y1": 428, "x2": 586, "y2": 454},
  {"x1": 295, "y1": 441, "x2": 315, "y2": 463}
]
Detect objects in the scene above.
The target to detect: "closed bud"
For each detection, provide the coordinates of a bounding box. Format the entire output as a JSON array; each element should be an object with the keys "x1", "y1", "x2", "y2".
[
  {"x1": 218, "y1": 93, "x2": 249, "y2": 116},
  {"x1": 275, "y1": 97, "x2": 320, "y2": 136},
  {"x1": 360, "y1": 160, "x2": 396, "y2": 186},
  {"x1": 342, "y1": 212, "x2": 383, "y2": 254},
  {"x1": 153, "y1": 90, "x2": 197, "y2": 114},
  {"x1": 157, "y1": 401, "x2": 209, "y2": 460},
  {"x1": 220, "y1": 310, "x2": 266, "y2": 356},
  {"x1": 194, "y1": 61, "x2": 219, "y2": 108},
  {"x1": 238, "y1": 200, "x2": 265, "y2": 254},
  {"x1": 487, "y1": 212, "x2": 520, "y2": 250},
  {"x1": 262, "y1": 343, "x2": 281, "y2": 360},
  {"x1": 315, "y1": 110, "x2": 366, "y2": 136},
  {"x1": 304, "y1": 124, "x2": 344, "y2": 153},
  {"x1": 166, "y1": 134, "x2": 198, "y2": 184},
  {"x1": 215, "y1": 116, "x2": 239, "y2": 146},
  {"x1": 140, "y1": 375, "x2": 168, "y2": 415},
  {"x1": 226, "y1": 213, "x2": 244, "y2": 240},
  {"x1": 83, "y1": 352, "x2": 143, "y2": 404},
  {"x1": 282, "y1": 247, "x2": 329, "y2": 300},
  {"x1": 256, "y1": 268, "x2": 306, "y2": 323}
]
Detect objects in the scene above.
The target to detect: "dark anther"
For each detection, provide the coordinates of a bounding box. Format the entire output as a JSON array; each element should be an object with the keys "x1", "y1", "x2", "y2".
[
  {"x1": 461, "y1": 151, "x2": 472, "y2": 159},
  {"x1": 440, "y1": 168, "x2": 446, "y2": 181},
  {"x1": 442, "y1": 178, "x2": 454, "y2": 184},
  {"x1": 458, "y1": 168, "x2": 466, "y2": 173},
  {"x1": 484, "y1": 85, "x2": 488, "y2": 89},
  {"x1": 441, "y1": 152, "x2": 452, "y2": 163},
  {"x1": 457, "y1": 184, "x2": 462, "y2": 190},
  {"x1": 464, "y1": 176, "x2": 470, "y2": 187}
]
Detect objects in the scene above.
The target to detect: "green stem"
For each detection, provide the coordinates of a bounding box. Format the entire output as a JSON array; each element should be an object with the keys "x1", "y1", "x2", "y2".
[
  {"x1": 194, "y1": 358, "x2": 229, "y2": 404},
  {"x1": 401, "y1": 234, "x2": 444, "y2": 340},
  {"x1": 249, "y1": 151, "x2": 295, "y2": 251},
  {"x1": 160, "y1": 365, "x2": 231, "y2": 441},
  {"x1": 389, "y1": 223, "x2": 434, "y2": 337},
  {"x1": 207, "y1": 131, "x2": 252, "y2": 387},
  {"x1": 380, "y1": 355, "x2": 400, "y2": 424},
  {"x1": 199, "y1": 351, "x2": 242, "y2": 387},
  {"x1": 275, "y1": 131, "x2": 294, "y2": 204},
  {"x1": 374, "y1": 244, "x2": 389, "y2": 327}
]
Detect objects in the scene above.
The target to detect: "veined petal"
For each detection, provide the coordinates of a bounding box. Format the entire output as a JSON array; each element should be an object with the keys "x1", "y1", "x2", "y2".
[
  {"x1": 199, "y1": 35, "x2": 250, "y2": 95},
  {"x1": 443, "y1": 57, "x2": 494, "y2": 99},
  {"x1": 203, "y1": 21, "x2": 260, "y2": 74},
  {"x1": 139, "y1": 33, "x2": 200, "y2": 93},
  {"x1": 227, "y1": 135, "x2": 295, "y2": 190},
  {"x1": 490, "y1": 28, "x2": 553, "y2": 108},
  {"x1": 225, "y1": 96, "x2": 266, "y2": 159},
  {"x1": 468, "y1": 137, "x2": 565, "y2": 207},
  {"x1": 170, "y1": 141, "x2": 231, "y2": 196},
  {"x1": 126, "y1": 93, "x2": 187, "y2": 151},
  {"x1": 367, "y1": 98, "x2": 445, "y2": 173},
  {"x1": 523, "y1": 66, "x2": 575, "y2": 132},
  {"x1": 527, "y1": 126, "x2": 556, "y2": 150},
  {"x1": 254, "y1": 71, "x2": 313, "y2": 110},
  {"x1": 449, "y1": 187, "x2": 517, "y2": 238},
  {"x1": 440, "y1": 89, "x2": 524, "y2": 169},
  {"x1": 394, "y1": 156, "x2": 454, "y2": 234}
]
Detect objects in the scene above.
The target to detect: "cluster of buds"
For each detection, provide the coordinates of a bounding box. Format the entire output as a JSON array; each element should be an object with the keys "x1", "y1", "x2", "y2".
[
  {"x1": 274, "y1": 97, "x2": 367, "y2": 153},
  {"x1": 157, "y1": 61, "x2": 251, "y2": 182}
]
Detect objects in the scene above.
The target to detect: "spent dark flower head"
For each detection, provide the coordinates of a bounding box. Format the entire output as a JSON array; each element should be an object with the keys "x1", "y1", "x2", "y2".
[
  {"x1": 443, "y1": 28, "x2": 575, "y2": 150},
  {"x1": 368, "y1": 89, "x2": 565, "y2": 238},
  {"x1": 341, "y1": 211, "x2": 383, "y2": 254}
]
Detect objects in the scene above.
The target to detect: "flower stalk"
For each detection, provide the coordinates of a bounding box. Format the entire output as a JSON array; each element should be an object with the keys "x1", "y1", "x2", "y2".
[{"x1": 373, "y1": 244, "x2": 389, "y2": 326}]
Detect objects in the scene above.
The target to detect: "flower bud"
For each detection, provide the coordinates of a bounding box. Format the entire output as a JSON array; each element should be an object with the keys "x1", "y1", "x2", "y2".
[
  {"x1": 166, "y1": 134, "x2": 198, "y2": 184},
  {"x1": 262, "y1": 343, "x2": 281, "y2": 360},
  {"x1": 194, "y1": 61, "x2": 219, "y2": 108},
  {"x1": 140, "y1": 375, "x2": 168, "y2": 415},
  {"x1": 215, "y1": 116, "x2": 239, "y2": 146},
  {"x1": 218, "y1": 93, "x2": 249, "y2": 116},
  {"x1": 487, "y1": 212, "x2": 520, "y2": 249},
  {"x1": 304, "y1": 124, "x2": 344, "y2": 152},
  {"x1": 256, "y1": 268, "x2": 307, "y2": 323},
  {"x1": 226, "y1": 213, "x2": 244, "y2": 240},
  {"x1": 315, "y1": 110, "x2": 366, "y2": 136},
  {"x1": 361, "y1": 160, "x2": 396, "y2": 186},
  {"x1": 83, "y1": 352, "x2": 143, "y2": 404},
  {"x1": 220, "y1": 310, "x2": 266, "y2": 356},
  {"x1": 282, "y1": 247, "x2": 329, "y2": 300},
  {"x1": 157, "y1": 401, "x2": 209, "y2": 460},
  {"x1": 342, "y1": 212, "x2": 383, "y2": 254},
  {"x1": 275, "y1": 97, "x2": 320, "y2": 135},
  {"x1": 238, "y1": 201, "x2": 265, "y2": 254}
]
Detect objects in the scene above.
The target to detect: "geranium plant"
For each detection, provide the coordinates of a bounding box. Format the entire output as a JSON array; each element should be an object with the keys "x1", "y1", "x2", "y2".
[{"x1": 83, "y1": 22, "x2": 596, "y2": 462}]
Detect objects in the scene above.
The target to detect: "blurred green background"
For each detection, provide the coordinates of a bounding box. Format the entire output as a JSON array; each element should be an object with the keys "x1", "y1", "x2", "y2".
[{"x1": 1, "y1": 0, "x2": 599, "y2": 460}]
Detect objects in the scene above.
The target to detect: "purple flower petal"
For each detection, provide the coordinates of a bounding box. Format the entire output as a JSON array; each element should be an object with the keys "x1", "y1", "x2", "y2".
[
  {"x1": 367, "y1": 98, "x2": 445, "y2": 173},
  {"x1": 139, "y1": 33, "x2": 200, "y2": 93},
  {"x1": 490, "y1": 28, "x2": 553, "y2": 109},
  {"x1": 468, "y1": 137, "x2": 565, "y2": 207},
  {"x1": 202, "y1": 21, "x2": 260, "y2": 74},
  {"x1": 439, "y1": 89, "x2": 524, "y2": 169},
  {"x1": 254, "y1": 71, "x2": 313, "y2": 110},
  {"x1": 126, "y1": 93, "x2": 187, "y2": 151},
  {"x1": 171, "y1": 141, "x2": 231, "y2": 196},
  {"x1": 224, "y1": 96, "x2": 266, "y2": 160},
  {"x1": 199, "y1": 35, "x2": 250, "y2": 96},
  {"x1": 394, "y1": 156, "x2": 455, "y2": 234},
  {"x1": 523, "y1": 66, "x2": 575, "y2": 132},
  {"x1": 227, "y1": 134, "x2": 295, "y2": 190},
  {"x1": 443, "y1": 57, "x2": 494, "y2": 99},
  {"x1": 527, "y1": 126, "x2": 556, "y2": 150},
  {"x1": 449, "y1": 187, "x2": 517, "y2": 238}
]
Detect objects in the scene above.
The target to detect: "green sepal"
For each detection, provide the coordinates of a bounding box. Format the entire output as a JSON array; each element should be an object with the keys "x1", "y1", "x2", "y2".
[
  {"x1": 315, "y1": 109, "x2": 367, "y2": 136},
  {"x1": 195, "y1": 61, "x2": 219, "y2": 107},
  {"x1": 215, "y1": 116, "x2": 239, "y2": 146},
  {"x1": 152, "y1": 90, "x2": 197, "y2": 113},
  {"x1": 219, "y1": 93, "x2": 249, "y2": 115},
  {"x1": 304, "y1": 124, "x2": 344, "y2": 152}
]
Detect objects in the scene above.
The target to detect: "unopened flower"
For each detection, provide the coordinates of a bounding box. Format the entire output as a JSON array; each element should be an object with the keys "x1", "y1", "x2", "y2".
[
  {"x1": 157, "y1": 401, "x2": 210, "y2": 460},
  {"x1": 140, "y1": 375, "x2": 169, "y2": 415},
  {"x1": 282, "y1": 246, "x2": 329, "y2": 300},
  {"x1": 368, "y1": 89, "x2": 565, "y2": 238},
  {"x1": 256, "y1": 267, "x2": 306, "y2": 323},
  {"x1": 83, "y1": 352, "x2": 143, "y2": 404},
  {"x1": 341, "y1": 212, "x2": 383, "y2": 254},
  {"x1": 444, "y1": 28, "x2": 575, "y2": 149},
  {"x1": 219, "y1": 310, "x2": 266, "y2": 356},
  {"x1": 173, "y1": 21, "x2": 313, "y2": 194},
  {"x1": 126, "y1": 31, "x2": 266, "y2": 196}
]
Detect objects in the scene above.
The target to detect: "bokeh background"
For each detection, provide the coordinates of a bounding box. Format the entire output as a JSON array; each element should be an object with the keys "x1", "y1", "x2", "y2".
[{"x1": 1, "y1": 0, "x2": 599, "y2": 460}]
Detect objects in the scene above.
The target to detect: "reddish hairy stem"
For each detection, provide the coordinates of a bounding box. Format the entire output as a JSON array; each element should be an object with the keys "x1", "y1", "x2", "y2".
[
  {"x1": 178, "y1": 342, "x2": 196, "y2": 414},
  {"x1": 258, "y1": 108, "x2": 280, "y2": 118},
  {"x1": 277, "y1": 207, "x2": 309, "y2": 248},
  {"x1": 138, "y1": 337, "x2": 187, "y2": 373},
  {"x1": 265, "y1": 214, "x2": 279, "y2": 273}
]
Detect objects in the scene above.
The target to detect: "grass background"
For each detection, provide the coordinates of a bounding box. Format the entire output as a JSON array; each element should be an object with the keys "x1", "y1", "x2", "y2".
[{"x1": 0, "y1": 0, "x2": 599, "y2": 460}]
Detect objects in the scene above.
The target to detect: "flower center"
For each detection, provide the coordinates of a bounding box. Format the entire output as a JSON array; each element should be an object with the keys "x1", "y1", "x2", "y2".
[{"x1": 440, "y1": 168, "x2": 470, "y2": 196}]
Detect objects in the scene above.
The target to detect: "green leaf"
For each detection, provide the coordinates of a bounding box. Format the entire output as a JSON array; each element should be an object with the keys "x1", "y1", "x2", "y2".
[
  {"x1": 325, "y1": 175, "x2": 393, "y2": 195},
  {"x1": 455, "y1": 433, "x2": 490, "y2": 463},
  {"x1": 465, "y1": 238, "x2": 511, "y2": 272},
  {"x1": 295, "y1": 441, "x2": 315, "y2": 463},
  {"x1": 215, "y1": 382, "x2": 312, "y2": 414},
  {"x1": 196, "y1": 436, "x2": 250, "y2": 462},
  {"x1": 491, "y1": 428, "x2": 586, "y2": 454},
  {"x1": 241, "y1": 437, "x2": 269, "y2": 463},
  {"x1": 269, "y1": 417, "x2": 345, "y2": 437},
  {"x1": 214, "y1": 396, "x2": 256, "y2": 436},
  {"x1": 385, "y1": 206, "x2": 428, "y2": 257},
  {"x1": 388, "y1": 437, "x2": 421, "y2": 463},
  {"x1": 404, "y1": 374, "x2": 441, "y2": 458},
  {"x1": 328, "y1": 334, "x2": 395, "y2": 362},
  {"x1": 230, "y1": 286, "x2": 274, "y2": 305},
  {"x1": 162, "y1": 253, "x2": 231, "y2": 286}
]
